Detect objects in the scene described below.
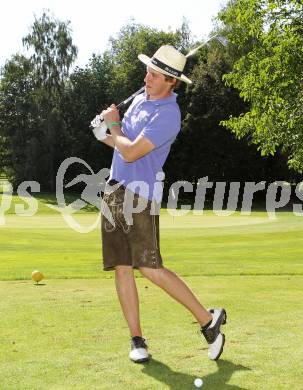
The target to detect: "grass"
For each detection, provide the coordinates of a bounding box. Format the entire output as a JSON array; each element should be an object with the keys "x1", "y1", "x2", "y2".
[{"x1": 0, "y1": 193, "x2": 303, "y2": 389}]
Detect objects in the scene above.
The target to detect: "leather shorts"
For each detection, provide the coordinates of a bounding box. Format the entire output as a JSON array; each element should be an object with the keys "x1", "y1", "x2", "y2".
[{"x1": 101, "y1": 180, "x2": 163, "y2": 271}]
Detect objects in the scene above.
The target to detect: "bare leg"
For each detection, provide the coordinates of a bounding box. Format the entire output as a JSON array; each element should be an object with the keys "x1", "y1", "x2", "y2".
[
  {"x1": 115, "y1": 265, "x2": 142, "y2": 337},
  {"x1": 139, "y1": 267, "x2": 212, "y2": 327}
]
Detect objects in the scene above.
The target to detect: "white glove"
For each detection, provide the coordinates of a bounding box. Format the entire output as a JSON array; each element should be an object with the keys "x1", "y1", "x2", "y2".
[
  {"x1": 92, "y1": 122, "x2": 108, "y2": 141},
  {"x1": 91, "y1": 115, "x2": 108, "y2": 141}
]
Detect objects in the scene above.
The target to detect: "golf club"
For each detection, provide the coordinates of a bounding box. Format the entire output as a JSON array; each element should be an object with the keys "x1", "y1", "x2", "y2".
[
  {"x1": 90, "y1": 34, "x2": 228, "y2": 133},
  {"x1": 90, "y1": 86, "x2": 145, "y2": 129}
]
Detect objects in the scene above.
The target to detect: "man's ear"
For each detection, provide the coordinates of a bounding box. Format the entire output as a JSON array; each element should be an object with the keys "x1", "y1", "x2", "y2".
[{"x1": 168, "y1": 78, "x2": 177, "y2": 89}]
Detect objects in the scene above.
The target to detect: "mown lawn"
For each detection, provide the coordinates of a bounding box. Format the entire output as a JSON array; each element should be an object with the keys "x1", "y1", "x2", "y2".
[{"x1": 0, "y1": 193, "x2": 302, "y2": 389}]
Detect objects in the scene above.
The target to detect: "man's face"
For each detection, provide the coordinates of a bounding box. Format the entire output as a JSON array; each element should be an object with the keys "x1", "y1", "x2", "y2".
[{"x1": 144, "y1": 66, "x2": 174, "y2": 99}]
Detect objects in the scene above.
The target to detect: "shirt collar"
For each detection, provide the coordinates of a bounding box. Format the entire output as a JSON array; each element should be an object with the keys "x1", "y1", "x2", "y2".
[{"x1": 143, "y1": 92, "x2": 177, "y2": 106}]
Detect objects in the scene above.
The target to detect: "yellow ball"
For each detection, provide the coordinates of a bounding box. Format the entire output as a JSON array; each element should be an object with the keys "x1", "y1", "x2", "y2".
[{"x1": 31, "y1": 270, "x2": 44, "y2": 283}]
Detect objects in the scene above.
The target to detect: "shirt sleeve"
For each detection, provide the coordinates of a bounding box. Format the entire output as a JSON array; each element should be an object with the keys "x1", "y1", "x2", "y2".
[{"x1": 141, "y1": 107, "x2": 181, "y2": 148}]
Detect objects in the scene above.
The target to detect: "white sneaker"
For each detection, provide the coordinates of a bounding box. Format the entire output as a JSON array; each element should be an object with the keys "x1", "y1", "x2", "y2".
[
  {"x1": 201, "y1": 308, "x2": 227, "y2": 360},
  {"x1": 129, "y1": 336, "x2": 149, "y2": 363}
]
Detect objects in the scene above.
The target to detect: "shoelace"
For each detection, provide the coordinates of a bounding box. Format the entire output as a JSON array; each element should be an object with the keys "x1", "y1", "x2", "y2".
[
  {"x1": 201, "y1": 327, "x2": 216, "y2": 343},
  {"x1": 132, "y1": 336, "x2": 148, "y2": 349}
]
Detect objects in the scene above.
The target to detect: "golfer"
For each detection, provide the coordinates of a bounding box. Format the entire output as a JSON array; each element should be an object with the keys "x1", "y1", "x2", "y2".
[{"x1": 99, "y1": 45, "x2": 227, "y2": 363}]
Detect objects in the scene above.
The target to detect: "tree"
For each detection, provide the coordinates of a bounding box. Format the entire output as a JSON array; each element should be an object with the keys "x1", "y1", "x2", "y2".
[
  {"x1": 22, "y1": 10, "x2": 78, "y2": 190},
  {"x1": 218, "y1": 0, "x2": 303, "y2": 172},
  {"x1": 22, "y1": 10, "x2": 77, "y2": 91},
  {"x1": 0, "y1": 55, "x2": 37, "y2": 185}
]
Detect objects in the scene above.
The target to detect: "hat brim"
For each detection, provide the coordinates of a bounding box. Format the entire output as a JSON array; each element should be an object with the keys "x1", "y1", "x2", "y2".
[{"x1": 138, "y1": 54, "x2": 192, "y2": 85}]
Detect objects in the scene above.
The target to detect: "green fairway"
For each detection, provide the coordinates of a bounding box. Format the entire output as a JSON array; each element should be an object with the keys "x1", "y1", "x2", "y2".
[{"x1": 1, "y1": 194, "x2": 303, "y2": 389}]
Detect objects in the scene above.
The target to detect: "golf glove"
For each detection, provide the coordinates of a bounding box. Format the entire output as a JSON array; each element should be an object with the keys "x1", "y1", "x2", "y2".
[{"x1": 91, "y1": 115, "x2": 108, "y2": 141}]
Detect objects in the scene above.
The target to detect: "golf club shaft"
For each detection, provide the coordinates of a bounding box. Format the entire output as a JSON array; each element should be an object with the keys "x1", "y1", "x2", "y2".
[
  {"x1": 90, "y1": 86, "x2": 145, "y2": 128},
  {"x1": 116, "y1": 86, "x2": 145, "y2": 108},
  {"x1": 185, "y1": 34, "x2": 227, "y2": 58}
]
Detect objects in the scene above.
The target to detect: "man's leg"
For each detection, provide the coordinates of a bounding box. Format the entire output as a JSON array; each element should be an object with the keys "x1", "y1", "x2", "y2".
[
  {"x1": 138, "y1": 267, "x2": 212, "y2": 326},
  {"x1": 115, "y1": 265, "x2": 142, "y2": 337},
  {"x1": 138, "y1": 266, "x2": 226, "y2": 360}
]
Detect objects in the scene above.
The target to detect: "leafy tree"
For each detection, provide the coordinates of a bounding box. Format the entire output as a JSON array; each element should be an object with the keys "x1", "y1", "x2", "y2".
[
  {"x1": 0, "y1": 55, "x2": 37, "y2": 185},
  {"x1": 0, "y1": 14, "x2": 297, "y2": 196},
  {"x1": 22, "y1": 10, "x2": 78, "y2": 190},
  {"x1": 22, "y1": 11, "x2": 77, "y2": 91},
  {"x1": 218, "y1": 0, "x2": 303, "y2": 172}
]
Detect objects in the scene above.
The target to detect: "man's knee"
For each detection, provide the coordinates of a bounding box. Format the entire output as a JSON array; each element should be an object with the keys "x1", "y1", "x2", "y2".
[
  {"x1": 139, "y1": 266, "x2": 165, "y2": 284},
  {"x1": 115, "y1": 265, "x2": 133, "y2": 277}
]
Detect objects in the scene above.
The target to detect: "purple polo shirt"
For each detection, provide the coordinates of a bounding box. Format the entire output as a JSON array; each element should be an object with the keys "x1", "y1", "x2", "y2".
[{"x1": 109, "y1": 91, "x2": 181, "y2": 202}]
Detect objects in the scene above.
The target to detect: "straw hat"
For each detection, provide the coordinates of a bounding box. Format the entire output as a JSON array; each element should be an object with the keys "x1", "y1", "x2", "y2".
[{"x1": 138, "y1": 45, "x2": 192, "y2": 84}]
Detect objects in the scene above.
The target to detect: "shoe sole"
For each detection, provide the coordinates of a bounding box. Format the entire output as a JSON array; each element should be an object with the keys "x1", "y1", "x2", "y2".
[
  {"x1": 129, "y1": 352, "x2": 151, "y2": 364},
  {"x1": 213, "y1": 333, "x2": 225, "y2": 361},
  {"x1": 221, "y1": 309, "x2": 227, "y2": 325},
  {"x1": 130, "y1": 354, "x2": 151, "y2": 364},
  {"x1": 209, "y1": 308, "x2": 227, "y2": 361},
  {"x1": 132, "y1": 357, "x2": 150, "y2": 363}
]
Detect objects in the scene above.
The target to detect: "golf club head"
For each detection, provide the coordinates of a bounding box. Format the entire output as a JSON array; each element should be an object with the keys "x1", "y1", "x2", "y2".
[
  {"x1": 216, "y1": 35, "x2": 228, "y2": 47},
  {"x1": 185, "y1": 35, "x2": 228, "y2": 58}
]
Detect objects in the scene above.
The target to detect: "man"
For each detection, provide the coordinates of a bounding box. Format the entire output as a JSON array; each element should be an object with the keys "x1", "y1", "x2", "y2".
[{"x1": 99, "y1": 45, "x2": 227, "y2": 363}]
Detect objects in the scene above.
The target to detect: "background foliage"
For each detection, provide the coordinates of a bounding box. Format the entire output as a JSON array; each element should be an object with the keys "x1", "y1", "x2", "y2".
[{"x1": 0, "y1": 5, "x2": 301, "y2": 197}]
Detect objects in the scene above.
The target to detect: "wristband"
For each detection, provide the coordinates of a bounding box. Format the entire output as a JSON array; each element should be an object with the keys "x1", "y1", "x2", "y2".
[{"x1": 108, "y1": 121, "x2": 121, "y2": 129}]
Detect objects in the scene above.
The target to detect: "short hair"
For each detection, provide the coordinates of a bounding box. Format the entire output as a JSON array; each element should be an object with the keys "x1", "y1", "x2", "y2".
[{"x1": 164, "y1": 74, "x2": 180, "y2": 90}]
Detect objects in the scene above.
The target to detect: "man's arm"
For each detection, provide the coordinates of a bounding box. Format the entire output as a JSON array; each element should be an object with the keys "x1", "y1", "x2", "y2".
[
  {"x1": 101, "y1": 134, "x2": 115, "y2": 148},
  {"x1": 109, "y1": 125, "x2": 155, "y2": 162},
  {"x1": 102, "y1": 104, "x2": 155, "y2": 162}
]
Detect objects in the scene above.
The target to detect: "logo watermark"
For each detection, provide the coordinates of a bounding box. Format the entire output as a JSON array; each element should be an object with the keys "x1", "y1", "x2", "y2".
[{"x1": 1, "y1": 157, "x2": 303, "y2": 232}]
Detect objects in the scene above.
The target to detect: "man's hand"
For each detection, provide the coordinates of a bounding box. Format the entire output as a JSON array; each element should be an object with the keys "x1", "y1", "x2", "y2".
[
  {"x1": 101, "y1": 104, "x2": 120, "y2": 127},
  {"x1": 101, "y1": 103, "x2": 155, "y2": 162}
]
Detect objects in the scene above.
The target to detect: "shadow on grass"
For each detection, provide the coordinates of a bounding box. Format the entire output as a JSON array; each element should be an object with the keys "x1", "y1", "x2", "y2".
[{"x1": 141, "y1": 358, "x2": 251, "y2": 389}]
